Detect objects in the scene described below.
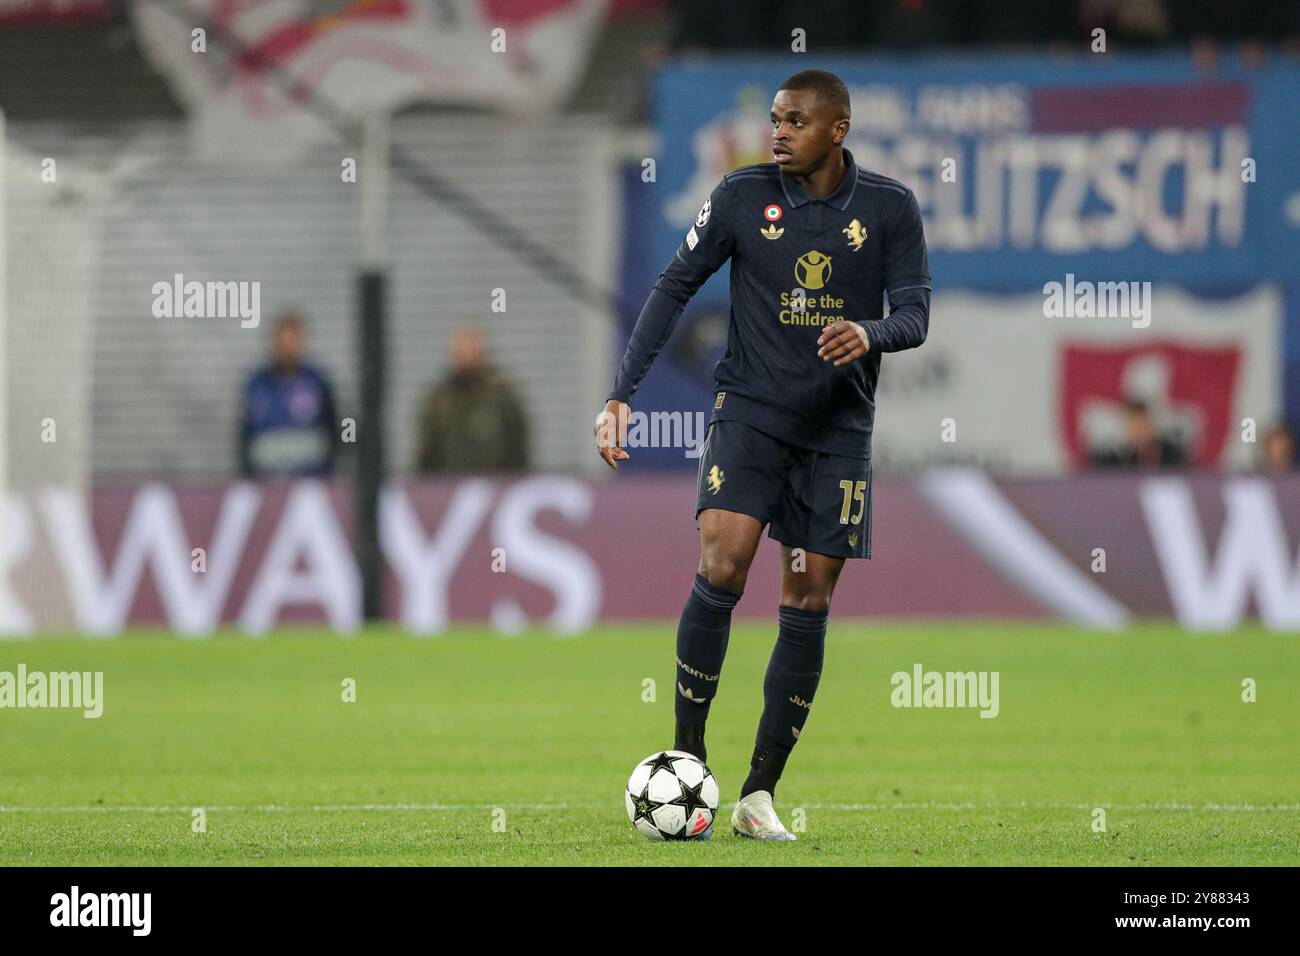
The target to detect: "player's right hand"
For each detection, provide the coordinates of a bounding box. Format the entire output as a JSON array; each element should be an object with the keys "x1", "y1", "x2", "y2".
[{"x1": 594, "y1": 400, "x2": 632, "y2": 470}]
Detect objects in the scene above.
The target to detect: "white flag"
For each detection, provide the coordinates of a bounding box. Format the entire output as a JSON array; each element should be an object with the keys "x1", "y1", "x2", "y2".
[{"x1": 131, "y1": 0, "x2": 609, "y2": 162}]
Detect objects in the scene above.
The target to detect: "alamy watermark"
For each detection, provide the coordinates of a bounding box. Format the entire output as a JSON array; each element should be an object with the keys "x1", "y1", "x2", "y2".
[
  {"x1": 0, "y1": 664, "x2": 103, "y2": 718},
  {"x1": 890, "y1": 662, "x2": 999, "y2": 718},
  {"x1": 50, "y1": 886, "x2": 150, "y2": 936},
  {"x1": 599, "y1": 409, "x2": 710, "y2": 458},
  {"x1": 1042, "y1": 273, "x2": 1151, "y2": 329},
  {"x1": 151, "y1": 273, "x2": 260, "y2": 328}
]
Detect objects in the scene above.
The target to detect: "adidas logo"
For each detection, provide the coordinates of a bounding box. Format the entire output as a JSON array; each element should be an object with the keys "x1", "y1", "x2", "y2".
[{"x1": 678, "y1": 682, "x2": 709, "y2": 704}]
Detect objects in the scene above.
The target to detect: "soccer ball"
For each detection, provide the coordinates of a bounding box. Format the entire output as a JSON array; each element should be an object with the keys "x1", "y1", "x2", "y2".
[{"x1": 625, "y1": 750, "x2": 719, "y2": 841}]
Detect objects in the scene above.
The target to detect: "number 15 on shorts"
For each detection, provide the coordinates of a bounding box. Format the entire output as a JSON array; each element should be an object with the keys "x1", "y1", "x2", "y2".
[{"x1": 838, "y1": 479, "x2": 867, "y2": 525}]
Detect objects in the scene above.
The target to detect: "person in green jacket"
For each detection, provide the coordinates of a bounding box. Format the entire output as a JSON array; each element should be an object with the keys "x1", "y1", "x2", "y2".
[{"x1": 415, "y1": 325, "x2": 529, "y2": 474}]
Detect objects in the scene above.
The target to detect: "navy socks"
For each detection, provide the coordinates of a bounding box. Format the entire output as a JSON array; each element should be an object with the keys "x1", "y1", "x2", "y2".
[
  {"x1": 672, "y1": 578, "x2": 830, "y2": 803},
  {"x1": 673, "y1": 573, "x2": 741, "y2": 761},
  {"x1": 740, "y1": 604, "x2": 828, "y2": 799}
]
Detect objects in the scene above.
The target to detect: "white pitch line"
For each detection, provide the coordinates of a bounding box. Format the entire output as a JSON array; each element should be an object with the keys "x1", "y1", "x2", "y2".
[
  {"x1": 1, "y1": 801, "x2": 1297, "y2": 814},
  {"x1": 0, "y1": 803, "x2": 584, "y2": 813},
  {"x1": 804, "y1": 802, "x2": 1300, "y2": 812}
]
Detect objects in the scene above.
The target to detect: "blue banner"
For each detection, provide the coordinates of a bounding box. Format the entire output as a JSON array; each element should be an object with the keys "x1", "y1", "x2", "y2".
[{"x1": 653, "y1": 52, "x2": 1300, "y2": 288}]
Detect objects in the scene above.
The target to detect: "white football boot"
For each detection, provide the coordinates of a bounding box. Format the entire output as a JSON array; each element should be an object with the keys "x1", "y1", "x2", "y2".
[{"x1": 731, "y1": 790, "x2": 797, "y2": 841}]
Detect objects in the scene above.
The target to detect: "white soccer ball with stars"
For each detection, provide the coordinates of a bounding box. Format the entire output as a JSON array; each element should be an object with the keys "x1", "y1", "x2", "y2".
[{"x1": 625, "y1": 750, "x2": 719, "y2": 841}]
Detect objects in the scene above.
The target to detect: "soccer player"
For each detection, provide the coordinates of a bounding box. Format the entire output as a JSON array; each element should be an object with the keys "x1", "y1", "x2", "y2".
[{"x1": 594, "y1": 70, "x2": 930, "y2": 840}]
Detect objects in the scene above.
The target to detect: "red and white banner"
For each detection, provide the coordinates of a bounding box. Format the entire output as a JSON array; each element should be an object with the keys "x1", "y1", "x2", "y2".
[
  {"x1": 871, "y1": 285, "x2": 1280, "y2": 473},
  {"x1": 130, "y1": 0, "x2": 609, "y2": 160},
  {"x1": 5, "y1": 473, "x2": 1300, "y2": 637}
]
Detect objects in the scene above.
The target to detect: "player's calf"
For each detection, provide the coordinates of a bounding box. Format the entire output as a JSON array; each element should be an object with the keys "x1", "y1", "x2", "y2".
[
  {"x1": 740, "y1": 604, "x2": 826, "y2": 799},
  {"x1": 673, "y1": 573, "x2": 741, "y2": 762}
]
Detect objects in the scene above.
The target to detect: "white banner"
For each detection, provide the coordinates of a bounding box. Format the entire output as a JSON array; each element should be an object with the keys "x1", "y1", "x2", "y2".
[
  {"x1": 872, "y1": 285, "x2": 1281, "y2": 473},
  {"x1": 130, "y1": 0, "x2": 609, "y2": 161}
]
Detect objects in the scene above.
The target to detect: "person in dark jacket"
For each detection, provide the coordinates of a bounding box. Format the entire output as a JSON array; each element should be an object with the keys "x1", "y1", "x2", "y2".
[
  {"x1": 415, "y1": 325, "x2": 529, "y2": 474},
  {"x1": 238, "y1": 312, "x2": 339, "y2": 478}
]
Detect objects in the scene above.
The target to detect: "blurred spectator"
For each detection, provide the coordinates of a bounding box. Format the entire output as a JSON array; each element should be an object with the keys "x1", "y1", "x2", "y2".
[
  {"x1": 1090, "y1": 399, "x2": 1186, "y2": 470},
  {"x1": 1259, "y1": 422, "x2": 1296, "y2": 474},
  {"x1": 238, "y1": 312, "x2": 339, "y2": 478},
  {"x1": 415, "y1": 326, "x2": 529, "y2": 474}
]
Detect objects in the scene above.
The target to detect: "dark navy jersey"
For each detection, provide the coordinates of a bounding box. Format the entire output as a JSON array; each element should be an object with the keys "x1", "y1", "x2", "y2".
[{"x1": 609, "y1": 147, "x2": 930, "y2": 460}]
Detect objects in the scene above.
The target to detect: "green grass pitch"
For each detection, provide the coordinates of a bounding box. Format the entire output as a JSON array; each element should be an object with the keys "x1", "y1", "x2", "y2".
[{"x1": 1, "y1": 621, "x2": 1297, "y2": 866}]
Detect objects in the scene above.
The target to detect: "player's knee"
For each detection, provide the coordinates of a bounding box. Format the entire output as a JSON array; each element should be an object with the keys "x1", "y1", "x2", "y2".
[
  {"x1": 779, "y1": 589, "x2": 832, "y2": 613},
  {"x1": 700, "y1": 553, "x2": 749, "y2": 594}
]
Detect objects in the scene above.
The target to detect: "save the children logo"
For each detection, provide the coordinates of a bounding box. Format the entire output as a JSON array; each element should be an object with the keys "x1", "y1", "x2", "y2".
[{"x1": 794, "y1": 250, "x2": 832, "y2": 290}]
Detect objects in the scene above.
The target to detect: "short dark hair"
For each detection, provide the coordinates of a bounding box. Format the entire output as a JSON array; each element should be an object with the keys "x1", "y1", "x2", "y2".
[
  {"x1": 778, "y1": 69, "x2": 850, "y2": 120},
  {"x1": 274, "y1": 311, "x2": 304, "y2": 333}
]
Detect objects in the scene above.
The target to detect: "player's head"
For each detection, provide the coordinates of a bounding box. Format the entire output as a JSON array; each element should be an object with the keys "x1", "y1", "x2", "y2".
[
  {"x1": 771, "y1": 70, "x2": 850, "y2": 176},
  {"x1": 1123, "y1": 398, "x2": 1154, "y2": 444},
  {"x1": 271, "y1": 311, "x2": 305, "y2": 369},
  {"x1": 450, "y1": 324, "x2": 487, "y2": 376}
]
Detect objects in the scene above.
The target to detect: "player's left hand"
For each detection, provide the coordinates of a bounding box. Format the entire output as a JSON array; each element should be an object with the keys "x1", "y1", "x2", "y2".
[{"x1": 817, "y1": 320, "x2": 870, "y2": 366}]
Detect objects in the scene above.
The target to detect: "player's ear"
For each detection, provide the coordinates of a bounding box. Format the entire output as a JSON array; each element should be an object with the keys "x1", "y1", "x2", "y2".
[{"x1": 833, "y1": 118, "x2": 850, "y2": 145}]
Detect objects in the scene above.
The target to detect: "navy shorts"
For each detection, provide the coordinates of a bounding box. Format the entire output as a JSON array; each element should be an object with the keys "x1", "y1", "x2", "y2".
[{"x1": 693, "y1": 419, "x2": 873, "y2": 559}]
